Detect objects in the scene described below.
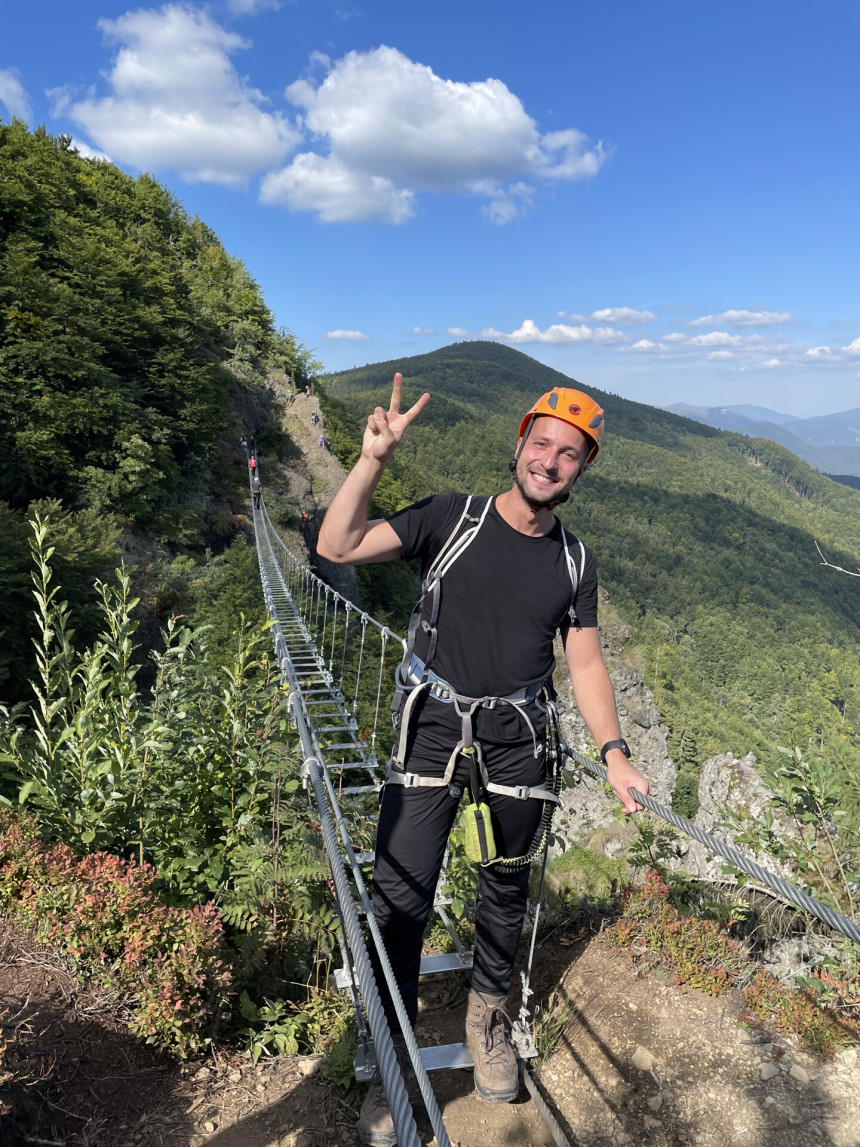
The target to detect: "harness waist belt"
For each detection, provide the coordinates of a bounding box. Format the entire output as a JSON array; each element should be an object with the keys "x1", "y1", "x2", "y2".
[{"x1": 405, "y1": 654, "x2": 548, "y2": 706}]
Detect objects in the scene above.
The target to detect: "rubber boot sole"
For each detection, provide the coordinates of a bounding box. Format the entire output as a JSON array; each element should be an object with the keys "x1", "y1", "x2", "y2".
[{"x1": 473, "y1": 1070, "x2": 520, "y2": 1104}]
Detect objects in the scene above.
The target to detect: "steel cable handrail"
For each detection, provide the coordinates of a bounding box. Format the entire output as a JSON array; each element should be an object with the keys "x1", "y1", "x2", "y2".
[{"x1": 564, "y1": 747, "x2": 860, "y2": 945}]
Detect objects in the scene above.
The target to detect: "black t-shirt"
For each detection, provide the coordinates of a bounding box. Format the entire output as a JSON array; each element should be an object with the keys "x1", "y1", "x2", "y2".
[{"x1": 387, "y1": 493, "x2": 598, "y2": 697}]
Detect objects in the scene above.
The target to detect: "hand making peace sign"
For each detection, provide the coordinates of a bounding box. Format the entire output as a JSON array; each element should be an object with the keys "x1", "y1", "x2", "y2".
[{"x1": 361, "y1": 373, "x2": 430, "y2": 464}]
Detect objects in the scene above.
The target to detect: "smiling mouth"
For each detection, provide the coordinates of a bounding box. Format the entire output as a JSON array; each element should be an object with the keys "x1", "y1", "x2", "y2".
[{"x1": 529, "y1": 471, "x2": 557, "y2": 487}]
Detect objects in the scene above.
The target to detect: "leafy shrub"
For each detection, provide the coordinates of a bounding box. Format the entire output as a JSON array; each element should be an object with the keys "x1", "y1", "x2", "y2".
[
  {"x1": 0, "y1": 514, "x2": 300, "y2": 903},
  {"x1": 743, "y1": 967, "x2": 860, "y2": 1056},
  {"x1": 0, "y1": 812, "x2": 231, "y2": 1056},
  {"x1": 0, "y1": 514, "x2": 349, "y2": 1062}
]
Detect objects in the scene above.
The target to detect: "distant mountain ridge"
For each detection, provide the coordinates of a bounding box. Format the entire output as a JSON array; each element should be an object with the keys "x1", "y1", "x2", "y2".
[{"x1": 665, "y1": 403, "x2": 860, "y2": 476}]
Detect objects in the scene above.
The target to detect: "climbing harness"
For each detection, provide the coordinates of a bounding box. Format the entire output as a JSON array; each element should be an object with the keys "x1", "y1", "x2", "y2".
[{"x1": 386, "y1": 492, "x2": 583, "y2": 868}]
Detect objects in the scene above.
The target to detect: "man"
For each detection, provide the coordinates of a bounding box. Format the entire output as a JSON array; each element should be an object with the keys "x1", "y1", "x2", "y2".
[
  {"x1": 251, "y1": 475, "x2": 262, "y2": 510},
  {"x1": 317, "y1": 374, "x2": 649, "y2": 1146}
]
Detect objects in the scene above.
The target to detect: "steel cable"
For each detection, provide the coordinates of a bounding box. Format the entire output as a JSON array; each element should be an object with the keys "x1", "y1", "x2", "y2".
[{"x1": 564, "y1": 746, "x2": 860, "y2": 945}]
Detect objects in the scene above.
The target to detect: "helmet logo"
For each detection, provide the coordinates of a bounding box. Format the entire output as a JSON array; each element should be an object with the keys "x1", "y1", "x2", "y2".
[{"x1": 568, "y1": 404, "x2": 582, "y2": 416}]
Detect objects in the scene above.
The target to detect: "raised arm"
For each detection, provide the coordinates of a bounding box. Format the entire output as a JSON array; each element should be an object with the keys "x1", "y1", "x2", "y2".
[
  {"x1": 316, "y1": 373, "x2": 429, "y2": 565},
  {"x1": 563, "y1": 625, "x2": 650, "y2": 814}
]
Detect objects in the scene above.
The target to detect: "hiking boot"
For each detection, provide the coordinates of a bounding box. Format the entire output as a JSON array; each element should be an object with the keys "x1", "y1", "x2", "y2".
[
  {"x1": 357, "y1": 1071, "x2": 396, "y2": 1147},
  {"x1": 464, "y1": 990, "x2": 520, "y2": 1103},
  {"x1": 357, "y1": 1042, "x2": 429, "y2": 1146}
]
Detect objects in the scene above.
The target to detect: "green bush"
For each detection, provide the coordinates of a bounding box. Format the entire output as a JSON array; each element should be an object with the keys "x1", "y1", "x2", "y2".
[{"x1": 0, "y1": 811, "x2": 231, "y2": 1057}]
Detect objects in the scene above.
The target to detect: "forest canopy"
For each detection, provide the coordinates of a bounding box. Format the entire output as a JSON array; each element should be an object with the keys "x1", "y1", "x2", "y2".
[{"x1": 0, "y1": 121, "x2": 315, "y2": 697}]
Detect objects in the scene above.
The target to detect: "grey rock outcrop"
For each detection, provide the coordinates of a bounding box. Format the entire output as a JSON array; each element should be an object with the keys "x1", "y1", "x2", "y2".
[
  {"x1": 551, "y1": 597, "x2": 676, "y2": 856},
  {"x1": 680, "y1": 751, "x2": 797, "y2": 884}
]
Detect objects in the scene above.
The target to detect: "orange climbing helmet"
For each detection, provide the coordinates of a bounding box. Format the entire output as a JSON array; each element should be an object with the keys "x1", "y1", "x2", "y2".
[{"x1": 518, "y1": 387, "x2": 604, "y2": 466}]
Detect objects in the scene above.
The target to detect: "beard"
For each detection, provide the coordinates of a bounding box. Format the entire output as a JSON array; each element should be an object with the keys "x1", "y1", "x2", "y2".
[{"x1": 512, "y1": 460, "x2": 571, "y2": 511}]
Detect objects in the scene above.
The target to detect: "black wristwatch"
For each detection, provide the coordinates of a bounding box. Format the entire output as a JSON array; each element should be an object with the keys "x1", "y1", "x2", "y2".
[{"x1": 600, "y1": 738, "x2": 632, "y2": 764}]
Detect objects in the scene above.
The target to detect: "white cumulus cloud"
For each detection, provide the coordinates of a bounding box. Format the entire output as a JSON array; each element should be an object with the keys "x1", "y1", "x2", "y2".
[
  {"x1": 0, "y1": 68, "x2": 32, "y2": 121},
  {"x1": 688, "y1": 309, "x2": 792, "y2": 328},
  {"x1": 803, "y1": 345, "x2": 849, "y2": 363},
  {"x1": 447, "y1": 327, "x2": 469, "y2": 338},
  {"x1": 325, "y1": 329, "x2": 370, "y2": 341},
  {"x1": 590, "y1": 307, "x2": 656, "y2": 325},
  {"x1": 67, "y1": 137, "x2": 112, "y2": 162},
  {"x1": 843, "y1": 336, "x2": 860, "y2": 355},
  {"x1": 412, "y1": 327, "x2": 436, "y2": 335},
  {"x1": 478, "y1": 319, "x2": 624, "y2": 345},
  {"x1": 687, "y1": 331, "x2": 744, "y2": 348},
  {"x1": 67, "y1": 5, "x2": 299, "y2": 186},
  {"x1": 261, "y1": 154, "x2": 415, "y2": 222},
  {"x1": 264, "y1": 46, "x2": 606, "y2": 223},
  {"x1": 706, "y1": 351, "x2": 735, "y2": 361},
  {"x1": 624, "y1": 339, "x2": 664, "y2": 353}
]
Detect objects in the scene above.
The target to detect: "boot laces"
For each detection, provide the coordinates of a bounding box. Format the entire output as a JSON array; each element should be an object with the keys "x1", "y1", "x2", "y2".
[{"x1": 473, "y1": 998, "x2": 513, "y2": 1064}]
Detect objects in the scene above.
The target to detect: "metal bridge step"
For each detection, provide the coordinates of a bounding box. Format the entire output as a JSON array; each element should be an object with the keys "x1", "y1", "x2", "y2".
[
  {"x1": 320, "y1": 741, "x2": 367, "y2": 751},
  {"x1": 419, "y1": 952, "x2": 473, "y2": 975},
  {"x1": 419, "y1": 1043, "x2": 473, "y2": 1072}
]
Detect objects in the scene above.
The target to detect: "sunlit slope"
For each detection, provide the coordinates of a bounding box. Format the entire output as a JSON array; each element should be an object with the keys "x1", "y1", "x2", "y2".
[{"x1": 322, "y1": 342, "x2": 860, "y2": 814}]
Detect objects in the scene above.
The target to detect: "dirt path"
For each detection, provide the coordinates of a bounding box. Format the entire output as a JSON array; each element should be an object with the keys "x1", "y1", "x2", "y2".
[
  {"x1": 3, "y1": 919, "x2": 857, "y2": 1147},
  {"x1": 281, "y1": 392, "x2": 347, "y2": 514}
]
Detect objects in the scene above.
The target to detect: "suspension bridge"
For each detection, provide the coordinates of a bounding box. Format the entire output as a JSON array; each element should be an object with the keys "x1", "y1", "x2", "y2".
[{"x1": 249, "y1": 475, "x2": 860, "y2": 1147}]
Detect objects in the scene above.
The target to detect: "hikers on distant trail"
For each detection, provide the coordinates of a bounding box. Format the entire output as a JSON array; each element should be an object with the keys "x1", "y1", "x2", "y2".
[
  {"x1": 311, "y1": 411, "x2": 319, "y2": 427},
  {"x1": 251, "y1": 476, "x2": 262, "y2": 509},
  {"x1": 249, "y1": 457, "x2": 257, "y2": 472},
  {"x1": 301, "y1": 511, "x2": 310, "y2": 531},
  {"x1": 240, "y1": 434, "x2": 248, "y2": 452}
]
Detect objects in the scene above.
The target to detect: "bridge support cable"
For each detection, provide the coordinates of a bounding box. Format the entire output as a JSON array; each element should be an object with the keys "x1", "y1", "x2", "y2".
[
  {"x1": 252, "y1": 499, "x2": 453, "y2": 1147},
  {"x1": 564, "y1": 748, "x2": 860, "y2": 946}
]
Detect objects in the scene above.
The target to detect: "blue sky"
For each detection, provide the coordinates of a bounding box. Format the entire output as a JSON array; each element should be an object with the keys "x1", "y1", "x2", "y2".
[{"x1": 3, "y1": 0, "x2": 859, "y2": 417}]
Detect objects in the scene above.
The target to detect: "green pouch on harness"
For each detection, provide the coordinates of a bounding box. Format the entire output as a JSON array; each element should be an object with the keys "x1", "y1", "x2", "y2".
[{"x1": 463, "y1": 800, "x2": 497, "y2": 864}]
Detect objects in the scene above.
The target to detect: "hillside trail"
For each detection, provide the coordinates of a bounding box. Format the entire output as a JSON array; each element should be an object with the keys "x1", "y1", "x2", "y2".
[{"x1": 281, "y1": 390, "x2": 347, "y2": 514}]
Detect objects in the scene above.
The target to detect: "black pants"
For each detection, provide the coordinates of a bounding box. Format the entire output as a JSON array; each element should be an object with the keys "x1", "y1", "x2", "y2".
[{"x1": 370, "y1": 695, "x2": 546, "y2": 1028}]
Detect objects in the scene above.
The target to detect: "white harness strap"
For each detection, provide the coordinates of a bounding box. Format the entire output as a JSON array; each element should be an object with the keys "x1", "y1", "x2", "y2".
[
  {"x1": 560, "y1": 528, "x2": 587, "y2": 626},
  {"x1": 386, "y1": 674, "x2": 560, "y2": 804},
  {"x1": 387, "y1": 493, "x2": 585, "y2": 805}
]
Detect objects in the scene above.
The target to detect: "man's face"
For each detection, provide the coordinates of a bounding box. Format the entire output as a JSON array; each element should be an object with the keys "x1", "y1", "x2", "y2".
[{"x1": 513, "y1": 415, "x2": 591, "y2": 509}]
